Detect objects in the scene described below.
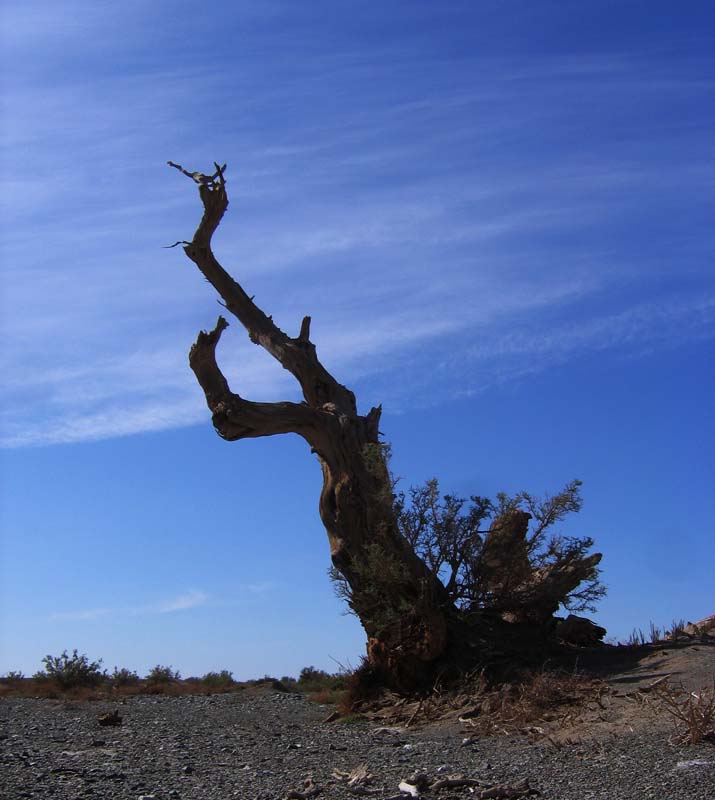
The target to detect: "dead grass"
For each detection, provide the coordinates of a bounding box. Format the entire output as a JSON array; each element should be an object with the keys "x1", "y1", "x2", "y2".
[
  {"x1": 341, "y1": 665, "x2": 608, "y2": 737},
  {"x1": 0, "y1": 676, "x2": 247, "y2": 701},
  {"x1": 456, "y1": 669, "x2": 606, "y2": 738},
  {"x1": 307, "y1": 687, "x2": 346, "y2": 706}
]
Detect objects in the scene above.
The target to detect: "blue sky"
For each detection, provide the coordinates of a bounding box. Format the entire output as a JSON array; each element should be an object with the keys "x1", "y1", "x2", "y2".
[{"x1": 1, "y1": 1, "x2": 713, "y2": 679}]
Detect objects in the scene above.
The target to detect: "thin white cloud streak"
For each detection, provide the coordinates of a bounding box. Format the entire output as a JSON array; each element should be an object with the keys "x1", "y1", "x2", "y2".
[
  {"x1": 1, "y1": 1, "x2": 119, "y2": 49},
  {"x1": 447, "y1": 296, "x2": 715, "y2": 399},
  {"x1": 0, "y1": 252, "x2": 597, "y2": 448},
  {"x1": 2, "y1": 24, "x2": 712, "y2": 447},
  {"x1": 6, "y1": 284, "x2": 711, "y2": 448},
  {"x1": 156, "y1": 589, "x2": 208, "y2": 613},
  {"x1": 48, "y1": 589, "x2": 209, "y2": 622},
  {"x1": 468, "y1": 298, "x2": 715, "y2": 363},
  {"x1": 241, "y1": 581, "x2": 275, "y2": 595},
  {"x1": 48, "y1": 607, "x2": 114, "y2": 622},
  {"x1": 46, "y1": 583, "x2": 274, "y2": 621}
]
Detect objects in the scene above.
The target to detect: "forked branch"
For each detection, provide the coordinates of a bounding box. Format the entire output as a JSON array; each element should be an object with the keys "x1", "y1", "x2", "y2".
[
  {"x1": 189, "y1": 315, "x2": 324, "y2": 444},
  {"x1": 170, "y1": 162, "x2": 358, "y2": 414}
]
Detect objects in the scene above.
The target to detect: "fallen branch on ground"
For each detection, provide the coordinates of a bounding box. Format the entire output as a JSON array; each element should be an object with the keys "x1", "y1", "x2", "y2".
[
  {"x1": 283, "y1": 778, "x2": 321, "y2": 799},
  {"x1": 397, "y1": 771, "x2": 538, "y2": 798},
  {"x1": 333, "y1": 764, "x2": 381, "y2": 795}
]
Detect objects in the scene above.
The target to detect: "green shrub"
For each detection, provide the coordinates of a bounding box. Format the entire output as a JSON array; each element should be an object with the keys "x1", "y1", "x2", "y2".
[
  {"x1": 39, "y1": 649, "x2": 105, "y2": 689},
  {"x1": 201, "y1": 670, "x2": 235, "y2": 687},
  {"x1": 110, "y1": 667, "x2": 140, "y2": 686},
  {"x1": 147, "y1": 664, "x2": 180, "y2": 683},
  {"x1": 297, "y1": 665, "x2": 346, "y2": 693}
]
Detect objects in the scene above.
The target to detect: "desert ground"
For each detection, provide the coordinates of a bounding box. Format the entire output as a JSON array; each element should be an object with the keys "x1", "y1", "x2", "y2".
[{"x1": 2, "y1": 638, "x2": 714, "y2": 800}]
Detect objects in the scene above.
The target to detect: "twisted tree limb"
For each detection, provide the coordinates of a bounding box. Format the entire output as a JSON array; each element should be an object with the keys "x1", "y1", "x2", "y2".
[{"x1": 170, "y1": 162, "x2": 454, "y2": 689}]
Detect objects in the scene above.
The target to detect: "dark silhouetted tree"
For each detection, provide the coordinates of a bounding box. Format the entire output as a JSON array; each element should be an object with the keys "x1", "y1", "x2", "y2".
[{"x1": 169, "y1": 162, "x2": 604, "y2": 689}]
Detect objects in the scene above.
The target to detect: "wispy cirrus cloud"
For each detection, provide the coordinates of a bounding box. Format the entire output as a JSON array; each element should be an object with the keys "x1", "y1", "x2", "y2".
[
  {"x1": 2, "y1": 12, "x2": 712, "y2": 448},
  {"x1": 48, "y1": 589, "x2": 209, "y2": 622},
  {"x1": 48, "y1": 607, "x2": 115, "y2": 622},
  {"x1": 46, "y1": 583, "x2": 275, "y2": 622},
  {"x1": 155, "y1": 589, "x2": 208, "y2": 614}
]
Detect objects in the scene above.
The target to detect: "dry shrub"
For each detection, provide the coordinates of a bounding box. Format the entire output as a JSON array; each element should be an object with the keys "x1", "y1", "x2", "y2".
[
  {"x1": 0, "y1": 676, "x2": 109, "y2": 700},
  {"x1": 0, "y1": 677, "x2": 58, "y2": 699},
  {"x1": 668, "y1": 619, "x2": 687, "y2": 641},
  {"x1": 654, "y1": 679, "x2": 715, "y2": 745},
  {"x1": 626, "y1": 628, "x2": 647, "y2": 647},
  {"x1": 0, "y1": 673, "x2": 27, "y2": 699},
  {"x1": 111, "y1": 683, "x2": 145, "y2": 699},
  {"x1": 341, "y1": 659, "x2": 389, "y2": 714}
]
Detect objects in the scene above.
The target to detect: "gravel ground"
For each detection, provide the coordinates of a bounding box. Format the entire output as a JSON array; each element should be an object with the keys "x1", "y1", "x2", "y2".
[{"x1": 2, "y1": 689, "x2": 715, "y2": 799}]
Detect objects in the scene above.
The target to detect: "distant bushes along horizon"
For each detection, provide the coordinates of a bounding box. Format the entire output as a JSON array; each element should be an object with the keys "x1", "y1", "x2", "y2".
[{"x1": 0, "y1": 649, "x2": 347, "y2": 700}]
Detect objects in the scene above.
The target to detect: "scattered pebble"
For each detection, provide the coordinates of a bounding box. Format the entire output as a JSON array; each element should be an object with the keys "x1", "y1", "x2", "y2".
[{"x1": 1, "y1": 691, "x2": 714, "y2": 799}]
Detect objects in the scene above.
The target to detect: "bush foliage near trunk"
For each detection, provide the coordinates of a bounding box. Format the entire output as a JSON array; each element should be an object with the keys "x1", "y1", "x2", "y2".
[{"x1": 331, "y1": 477, "x2": 604, "y2": 628}]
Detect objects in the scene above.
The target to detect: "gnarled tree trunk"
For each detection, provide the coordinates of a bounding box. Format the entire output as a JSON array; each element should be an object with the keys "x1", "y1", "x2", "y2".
[
  {"x1": 170, "y1": 162, "x2": 457, "y2": 688},
  {"x1": 168, "y1": 162, "x2": 604, "y2": 689}
]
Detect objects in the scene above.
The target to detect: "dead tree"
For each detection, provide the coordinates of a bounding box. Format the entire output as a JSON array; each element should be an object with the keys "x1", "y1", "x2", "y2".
[
  {"x1": 169, "y1": 162, "x2": 462, "y2": 688},
  {"x1": 169, "y1": 162, "x2": 603, "y2": 689}
]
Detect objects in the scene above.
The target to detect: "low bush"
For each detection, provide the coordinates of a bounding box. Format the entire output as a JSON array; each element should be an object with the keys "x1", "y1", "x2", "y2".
[
  {"x1": 201, "y1": 670, "x2": 235, "y2": 688},
  {"x1": 340, "y1": 659, "x2": 389, "y2": 712},
  {"x1": 668, "y1": 618, "x2": 687, "y2": 641},
  {"x1": 297, "y1": 665, "x2": 346, "y2": 693},
  {"x1": 110, "y1": 667, "x2": 140, "y2": 687},
  {"x1": 39, "y1": 650, "x2": 105, "y2": 689},
  {"x1": 147, "y1": 664, "x2": 181, "y2": 683}
]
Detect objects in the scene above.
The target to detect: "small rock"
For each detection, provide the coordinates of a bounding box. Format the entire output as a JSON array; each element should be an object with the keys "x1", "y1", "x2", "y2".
[{"x1": 97, "y1": 710, "x2": 122, "y2": 727}]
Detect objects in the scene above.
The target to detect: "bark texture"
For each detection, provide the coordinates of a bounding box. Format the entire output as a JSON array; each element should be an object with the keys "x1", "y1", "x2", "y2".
[
  {"x1": 479, "y1": 512, "x2": 602, "y2": 626},
  {"x1": 171, "y1": 163, "x2": 454, "y2": 688}
]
